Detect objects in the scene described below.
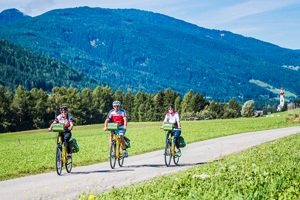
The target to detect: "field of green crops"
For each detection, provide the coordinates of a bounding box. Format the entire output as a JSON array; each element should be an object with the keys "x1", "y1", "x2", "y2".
[
  {"x1": 1, "y1": 116, "x2": 300, "y2": 181},
  {"x1": 80, "y1": 133, "x2": 300, "y2": 199}
]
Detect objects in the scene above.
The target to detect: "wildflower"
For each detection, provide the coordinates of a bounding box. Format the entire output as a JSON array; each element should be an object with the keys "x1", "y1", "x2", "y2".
[
  {"x1": 33, "y1": 188, "x2": 35, "y2": 191},
  {"x1": 241, "y1": 161, "x2": 243, "y2": 164},
  {"x1": 54, "y1": 193, "x2": 56, "y2": 195},
  {"x1": 192, "y1": 174, "x2": 210, "y2": 179},
  {"x1": 66, "y1": 187, "x2": 69, "y2": 189},
  {"x1": 86, "y1": 187, "x2": 89, "y2": 189},
  {"x1": 89, "y1": 195, "x2": 95, "y2": 200},
  {"x1": 63, "y1": 190, "x2": 65, "y2": 192},
  {"x1": 24, "y1": 191, "x2": 26, "y2": 193}
]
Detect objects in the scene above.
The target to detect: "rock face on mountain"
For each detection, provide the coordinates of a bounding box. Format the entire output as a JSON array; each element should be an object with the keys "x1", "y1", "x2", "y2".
[
  {"x1": 0, "y1": 7, "x2": 299, "y2": 99},
  {"x1": 0, "y1": 8, "x2": 31, "y2": 25}
]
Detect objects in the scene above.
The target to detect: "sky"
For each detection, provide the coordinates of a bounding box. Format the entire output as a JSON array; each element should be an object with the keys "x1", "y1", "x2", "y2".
[{"x1": 0, "y1": 0, "x2": 300, "y2": 49}]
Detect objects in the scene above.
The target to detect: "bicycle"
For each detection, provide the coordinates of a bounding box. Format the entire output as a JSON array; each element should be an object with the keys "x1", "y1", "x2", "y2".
[
  {"x1": 56, "y1": 133, "x2": 72, "y2": 175},
  {"x1": 106, "y1": 129, "x2": 126, "y2": 169},
  {"x1": 163, "y1": 126, "x2": 180, "y2": 167}
]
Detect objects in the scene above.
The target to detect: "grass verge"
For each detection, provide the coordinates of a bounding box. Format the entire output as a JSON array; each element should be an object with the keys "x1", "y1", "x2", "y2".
[
  {"x1": 79, "y1": 133, "x2": 300, "y2": 199},
  {"x1": 1, "y1": 116, "x2": 300, "y2": 181}
]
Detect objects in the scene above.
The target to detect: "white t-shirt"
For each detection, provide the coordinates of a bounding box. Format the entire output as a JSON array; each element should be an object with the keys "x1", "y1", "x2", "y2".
[{"x1": 164, "y1": 112, "x2": 180, "y2": 129}]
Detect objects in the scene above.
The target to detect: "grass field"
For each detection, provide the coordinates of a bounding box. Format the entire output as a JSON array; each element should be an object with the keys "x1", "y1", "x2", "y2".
[
  {"x1": 1, "y1": 116, "x2": 300, "y2": 181},
  {"x1": 82, "y1": 133, "x2": 300, "y2": 199}
]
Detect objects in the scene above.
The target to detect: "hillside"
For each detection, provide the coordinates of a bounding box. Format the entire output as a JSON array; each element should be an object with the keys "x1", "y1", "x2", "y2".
[
  {"x1": 0, "y1": 8, "x2": 31, "y2": 25},
  {"x1": 0, "y1": 39, "x2": 111, "y2": 92},
  {"x1": 0, "y1": 7, "x2": 299, "y2": 99}
]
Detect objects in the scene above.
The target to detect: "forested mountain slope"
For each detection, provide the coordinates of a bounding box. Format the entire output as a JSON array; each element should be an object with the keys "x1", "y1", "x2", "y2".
[
  {"x1": 0, "y1": 39, "x2": 111, "y2": 92},
  {"x1": 0, "y1": 8, "x2": 31, "y2": 25},
  {"x1": 0, "y1": 7, "x2": 299, "y2": 99},
  {"x1": 112, "y1": 9, "x2": 300, "y2": 67}
]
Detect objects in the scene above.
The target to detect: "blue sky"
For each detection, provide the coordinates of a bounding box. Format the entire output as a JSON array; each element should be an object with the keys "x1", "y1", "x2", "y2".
[{"x1": 1, "y1": 0, "x2": 299, "y2": 49}]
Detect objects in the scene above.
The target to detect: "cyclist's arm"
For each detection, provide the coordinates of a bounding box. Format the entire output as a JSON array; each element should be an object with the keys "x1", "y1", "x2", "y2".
[
  {"x1": 123, "y1": 116, "x2": 127, "y2": 129},
  {"x1": 68, "y1": 121, "x2": 74, "y2": 131},
  {"x1": 103, "y1": 118, "x2": 110, "y2": 130},
  {"x1": 177, "y1": 120, "x2": 181, "y2": 129},
  {"x1": 48, "y1": 121, "x2": 57, "y2": 131}
]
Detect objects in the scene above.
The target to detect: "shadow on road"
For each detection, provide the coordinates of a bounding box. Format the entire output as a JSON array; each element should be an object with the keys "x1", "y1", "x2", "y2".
[
  {"x1": 122, "y1": 162, "x2": 207, "y2": 168},
  {"x1": 71, "y1": 169, "x2": 134, "y2": 175},
  {"x1": 122, "y1": 164, "x2": 165, "y2": 168}
]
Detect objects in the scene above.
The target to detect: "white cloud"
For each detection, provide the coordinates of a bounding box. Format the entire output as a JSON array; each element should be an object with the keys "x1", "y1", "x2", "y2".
[
  {"x1": 23, "y1": 0, "x2": 54, "y2": 15},
  {"x1": 195, "y1": 0, "x2": 299, "y2": 26}
]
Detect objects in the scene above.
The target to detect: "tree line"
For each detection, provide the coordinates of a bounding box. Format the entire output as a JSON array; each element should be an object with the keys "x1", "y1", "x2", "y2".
[{"x1": 0, "y1": 85, "x2": 245, "y2": 133}]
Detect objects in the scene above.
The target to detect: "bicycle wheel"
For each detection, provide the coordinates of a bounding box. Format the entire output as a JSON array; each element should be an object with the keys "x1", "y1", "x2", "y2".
[
  {"x1": 110, "y1": 140, "x2": 117, "y2": 169},
  {"x1": 118, "y1": 145, "x2": 124, "y2": 167},
  {"x1": 56, "y1": 146, "x2": 63, "y2": 175},
  {"x1": 66, "y1": 154, "x2": 72, "y2": 173},
  {"x1": 164, "y1": 140, "x2": 172, "y2": 167},
  {"x1": 173, "y1": 150, "x2": 180, "y2": 165}
]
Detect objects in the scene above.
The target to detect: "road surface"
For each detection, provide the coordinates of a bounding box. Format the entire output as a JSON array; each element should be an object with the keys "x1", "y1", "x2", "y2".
[{"x1": 0, "y1": 126, "x2": 299, "y2": 200}]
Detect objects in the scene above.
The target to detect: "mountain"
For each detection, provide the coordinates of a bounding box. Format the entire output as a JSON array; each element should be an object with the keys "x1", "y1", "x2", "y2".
[
  {"x1": 0, "y1": 7, "x2": 299, "y2": 99},
  {"x1": 0, "y1": 38, "x2": 111, "y2": 92},
  {"x1": 0, "y1": 8, "x2": 31, "y2": 25}
]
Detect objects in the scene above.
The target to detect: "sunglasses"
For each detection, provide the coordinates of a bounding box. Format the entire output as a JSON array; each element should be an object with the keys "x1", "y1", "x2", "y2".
[
  {"x1": 168, "y1": 108, "x2": 174, "y2": 110},
  {"x1": 113, "y1": 105, "x2": 120, "y2": 107},
  {"x1": 60, "y1": 111, "x2": 68, "y2": 113}
]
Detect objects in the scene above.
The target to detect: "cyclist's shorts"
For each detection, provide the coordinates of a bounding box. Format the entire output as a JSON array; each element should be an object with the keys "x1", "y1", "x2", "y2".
[{"x1": 111, "y1": 125, "x2": 126, "y2": 135}]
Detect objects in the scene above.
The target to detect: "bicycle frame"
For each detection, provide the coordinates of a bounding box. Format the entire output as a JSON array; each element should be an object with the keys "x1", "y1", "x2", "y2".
[
  {"x1": 168, "y1": 132, "x2": 175, "y2": 157},
  {"x1": 58, "y1": 135, "x2": 67, "y2": 164},
  {"x1": 112, "y1": 132, "x2": 124, "y2": 159}
]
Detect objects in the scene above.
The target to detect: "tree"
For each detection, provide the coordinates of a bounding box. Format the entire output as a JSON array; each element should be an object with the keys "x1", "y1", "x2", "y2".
[
  {"x1": 241, "y1": 100, "x2": 255, "y2": 117},
  {"x1": 154, "y1": 90, "x2": 165, "y2": 121},
  {"x1": 181, "y1": 89, "x2": 194, "y2": 114},
  {"x1": 191, "y1": 92, "x2": 206, "y2": 113},
  {"x1": 0, "y1": 85, "x2": 12, "y2": 133},
  {"x1": 175, "y1": 95, "x2": 182, "y2": 114},
  {"x1": 228, "y1": 99, "x2": 241, "y2": 116},
  {"x1": 122, "y1": 90, "x2": 134, "y2": 121},
  {"x1": 12, "y1": 85, "x2": 31, "y2": 131}
]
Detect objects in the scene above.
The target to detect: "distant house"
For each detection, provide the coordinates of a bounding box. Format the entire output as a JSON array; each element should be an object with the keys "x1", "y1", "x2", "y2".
[{"x1": 254, "y1": 110, "x2": 263, "y2": 116}]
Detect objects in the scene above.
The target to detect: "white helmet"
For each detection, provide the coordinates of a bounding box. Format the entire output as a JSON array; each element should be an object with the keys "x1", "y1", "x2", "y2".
[{"x1": 112, "y1": 100, "x2": 121, "y2": 107}]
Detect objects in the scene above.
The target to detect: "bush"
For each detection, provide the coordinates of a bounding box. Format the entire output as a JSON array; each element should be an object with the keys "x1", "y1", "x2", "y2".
[
  {"x1": 222, "y1": 109, "x2": 239, "y2": 119},
  {"x1": 181, "y1": 112, "x2": 194, "y2": 120},
  {"x1": 241, "y1": 100, "x2": 255, "y2": 117},
  {"x1": 196, "y1": 109, "x2": 217, "y2": 120}
]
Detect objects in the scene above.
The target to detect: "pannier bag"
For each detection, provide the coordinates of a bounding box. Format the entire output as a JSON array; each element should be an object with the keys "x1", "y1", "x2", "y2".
[
  {"x1": 53, "y1": 123, "x2": 65, "y2": 132},
  {"x1": 69, "y1": 138, "x2": 79, "y2": 153},
  {"x1": 179, "y1": 136, "x2": 186, "y2": 148},
  {"x1": 107, "y1": 123, "x2": 119, "y2": 131},
  {"x1": 163, "y1": 123, "x2": 174, "y2": 131},
  {"x1": 124, "y1": 136, "x2": 131, "y2": 148}
]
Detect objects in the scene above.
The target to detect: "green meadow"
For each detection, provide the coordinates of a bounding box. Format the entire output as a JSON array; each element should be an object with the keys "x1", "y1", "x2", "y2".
[
  {"x1": 83, "y1": 133, "x2": 300, "y2": 199},
  {"x1": 1, "y1": 116, "x2": 300, "y2": 181}
]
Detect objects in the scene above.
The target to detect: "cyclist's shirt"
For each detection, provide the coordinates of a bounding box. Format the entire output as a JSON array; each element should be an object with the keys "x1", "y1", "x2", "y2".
[
  {"x1": 107, "y1": 109, "x2": 127, "y2": 126},
  {"x1": 164, "y1": 112, "x2": 180, "y2": 129},
  {"x1": 54, "y1": 114, "x2": 73, "y2": 128}
]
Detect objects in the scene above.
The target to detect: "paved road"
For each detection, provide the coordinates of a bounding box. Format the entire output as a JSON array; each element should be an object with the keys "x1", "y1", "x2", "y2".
[{"x1": 1, "y1": 126, "x2": 299, "y2": 200}]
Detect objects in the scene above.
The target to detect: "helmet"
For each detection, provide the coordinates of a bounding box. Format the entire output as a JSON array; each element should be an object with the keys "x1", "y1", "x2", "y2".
[
  {"x1": 112, "y1": 100, "x2": 121, "y2": 107},
  {"x1": 60, "y1": 106, "x2": 68, "y2": 111},
  {"x1": 168, "y1": 104, "x2": 175, "y2": 109}
]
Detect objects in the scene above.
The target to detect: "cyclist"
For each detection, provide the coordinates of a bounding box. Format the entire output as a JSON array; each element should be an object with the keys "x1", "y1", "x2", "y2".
[
  {"x1": 103, "y1": 101, "x2": 128, "y2": 158},
  {"x1": 48, "y1": 106, "x2": 73, "y2": 159},
  {"x1": 161, "y1": 104, "x2": 182, "y2": 157}
]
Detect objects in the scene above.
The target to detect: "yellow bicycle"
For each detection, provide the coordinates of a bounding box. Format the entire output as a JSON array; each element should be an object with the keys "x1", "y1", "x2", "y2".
[
  {"x1": 164, "y1": 131, "x2": 180, "y2": 167},
  {"x1": 56, "y1": 133, "x2": 72, "y2": 175},
  {"x1": 109, "y1": 130, "x2": 125, "y2": 169}
]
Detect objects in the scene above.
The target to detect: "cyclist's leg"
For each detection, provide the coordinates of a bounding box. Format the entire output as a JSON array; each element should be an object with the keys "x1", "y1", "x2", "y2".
[
  {"x1": 63, "y1": 132, "x2": 72, "y2": 154},
  {"x1": 173, "y1": 130, "x2": 181, "y2": 149},
  {"x1": 110, "y1": 131, "x2": 116, "y2": 147},
  {"x1": 166, "y1": 131, "x2": 172, "y2": 144},
  {"x1": 118, "y1": 126, "x2": 126, "y2": 150}
]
